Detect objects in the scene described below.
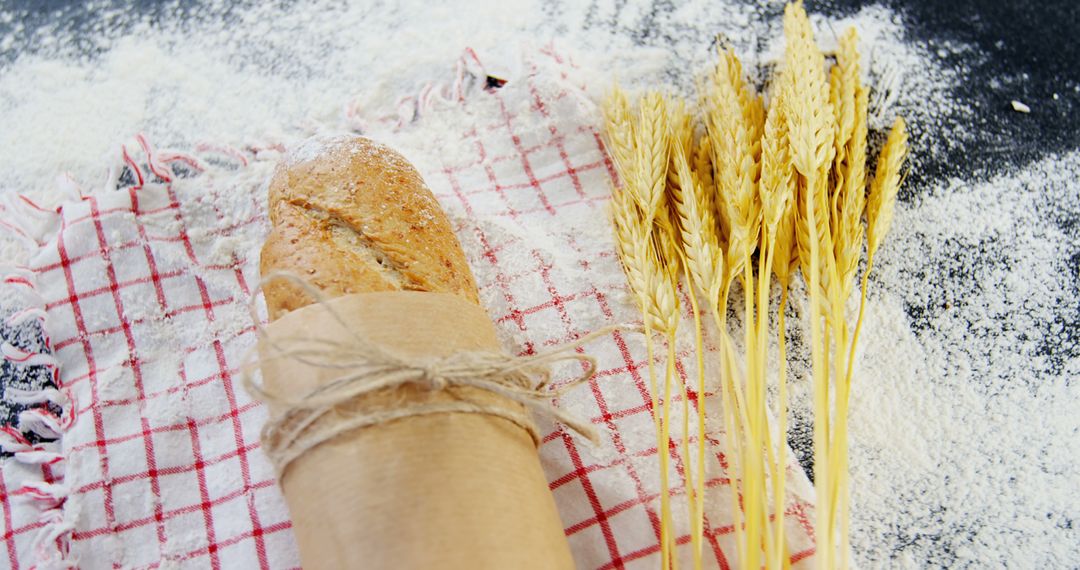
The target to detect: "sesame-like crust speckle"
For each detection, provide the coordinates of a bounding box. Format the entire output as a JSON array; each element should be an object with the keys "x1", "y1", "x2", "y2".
[{"x1": 261, "y1": 135, "x2": 479, "y2": 319}]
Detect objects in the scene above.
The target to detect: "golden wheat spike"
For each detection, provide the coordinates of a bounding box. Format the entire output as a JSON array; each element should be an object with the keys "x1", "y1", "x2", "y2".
[
  {"x1": 783, "y1": 2, "x2": 835, "y2": 178},
  {"x1": 772, "y1": 196, "x2": 799, "y2": 288},
  {"x1": 665, "y1": 100, "x2": 691, "y2": 191},
  {"x1": 761, "y1": 81, "x2": 796, "y2": 236},
  {"x1": 635, "y1": 92, "x2": 672, "y2": 222},
  {"x1": 834, "y1": 85, "x2": 870, "y2": 298},
  {"x1": 702, "y1": 66, "x2": 734, "y2": 251},
  {"x1": 745, "y1": 91, "x2": 767, "y2": 173},
  {"x1": 784, "y1": 1, "x2": 836, "y2": 292},
  {"x1": 706, "y1": 47, "x2": 763, "y2": 281},
  {"x1": 830, "y1": 26, "x2": 867, "y2": 299},
  {"x1": 603, "y1": 87, "x2": 638, "y2": 186},
  {"x1": 764, "y1": 66, "x2": 800, "y2": 288},
  {"x1": 867, "y1": 117, "x2": 909, "y2": 259},
  {"x1": 611, "y1": 190, "x2": 651, "y2": 305},
  {"x1": 671, "y1": 135, "x2": 725, "y2": 304},
  {"x1": 830, "y1": 28, "x2": 861, "y2": 174}
]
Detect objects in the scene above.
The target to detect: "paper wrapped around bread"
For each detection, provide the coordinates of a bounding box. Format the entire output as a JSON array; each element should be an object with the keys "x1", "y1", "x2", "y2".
[{"x1": 259, "y1": 135, "x2": 575, "y2": 569}]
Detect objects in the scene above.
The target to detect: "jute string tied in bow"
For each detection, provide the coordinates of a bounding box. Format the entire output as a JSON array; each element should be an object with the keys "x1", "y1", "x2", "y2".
[{"x1": 243, "y1": 272, "x2": 634, "y2": 476}]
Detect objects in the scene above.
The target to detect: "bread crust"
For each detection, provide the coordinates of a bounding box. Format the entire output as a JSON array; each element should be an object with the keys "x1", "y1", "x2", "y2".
[{"x1": 260, "y1": 135, "x2": 479, "y2": 319}]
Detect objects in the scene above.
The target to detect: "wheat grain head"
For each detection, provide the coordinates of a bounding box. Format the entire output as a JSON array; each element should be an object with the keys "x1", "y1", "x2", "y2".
[
  {"x1": 761, "y1": 79, "x2": 795, "y2": 237},
  {"x1": 612, "y1": 187, "x2": 681, "y2": 335},
  {"x1": 867, "y1": 117, "x2": 909, "y2": 259},
  {"x1": 706, "y1": 47, "x2": 763, "y2": 281},
  {"x1": 671, "y1": 134, "x2": 725, "y2": 305},
  {"x1": 693, "y1": 133, "x2": 715, "y2": 206},
  {"x1": 783, "y1": 1, "x2": 835, "y2": 179},
  {"x1": 667, "y1": 99, "x2": 695, "y2": 194},
  {"x1": 834, "y1": 85, "x2": 870, "y2": 298},
  {"x1": 603, "y1": 86, "x2": 639, "y2": 190},
  {"x1": 783, "y1": 1, "x2": 836, "y2": 299},
  {"x1": 772, "y1": 193, "x2": 800, "y2": 288},
  {"x1": 635, "y1": 92, "x2": 672, "y2": 225},
  {"x1": 830, "y1": 28, "x2": 860, "y2": 178}
]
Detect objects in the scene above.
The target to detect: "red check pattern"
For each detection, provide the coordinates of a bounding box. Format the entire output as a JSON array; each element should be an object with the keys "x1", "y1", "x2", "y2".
[{"x1": 2, "y1": 47, "x2": 817, "y2": 569}]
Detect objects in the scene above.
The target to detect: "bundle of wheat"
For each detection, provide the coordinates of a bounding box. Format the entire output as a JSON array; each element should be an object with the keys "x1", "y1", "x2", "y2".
[{"x1": 602, "y1": 2, "x2": 909, "y2": 568}]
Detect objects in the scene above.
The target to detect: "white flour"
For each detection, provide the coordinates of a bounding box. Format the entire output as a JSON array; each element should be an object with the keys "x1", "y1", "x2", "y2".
[
  {"x1": 806, "y1": 152, "x2": 1080, "y2": 566},
  {"x1": 1, "y1": 0, "x2": 1076, "y2": 567}
]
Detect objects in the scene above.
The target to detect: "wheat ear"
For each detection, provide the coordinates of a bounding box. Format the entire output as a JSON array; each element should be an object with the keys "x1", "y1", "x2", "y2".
[
  {"x1": 635, "y1": 93, "x2": 672, "y2": 225},
  {"x1": 603, "y1": 86, "x2": 638, "y2": 191},
  {"x1": 829, "y1": 28, "x2": 861, "y2": 220},
  {"x1": 670, "y1": 117, "x2": 727, "y2": 567},
  {"x1": 706, "y1": 47, "x2": 763, "y2": 283},
  {"x1": 769, "y1": 66, "x2": 799, "y2": 290},
  {"x1": 759, "y1": 63, "x2": 799, "y2": 569},
  {"x1": 824, "y1": 115, "x2": 909, "y2": 570},
  {"x1": 605, "y1": 88, "x2": 686, "y2": 570},
  {"x1": 782, "y1": 3, "x2": 838, "y2": 569},
  {"x1": 834, "y1": 85, "x2": 869, "y2": 300},
  {"x1": 866, "y1": 117, "x2": 909, "y2": 260}
]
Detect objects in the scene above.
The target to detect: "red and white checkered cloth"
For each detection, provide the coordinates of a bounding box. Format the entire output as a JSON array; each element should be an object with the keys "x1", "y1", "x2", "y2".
[{"x1": 0, "y1": 47, "x2": 817, "y2": 569}]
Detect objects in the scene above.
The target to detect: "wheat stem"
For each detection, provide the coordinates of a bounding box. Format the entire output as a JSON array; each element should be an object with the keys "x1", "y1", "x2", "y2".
[
  {"x1": 644, "y1": 329, "x2": 671, "y2": 570},
  {"x1": 756, "y1": 235, "x2": 786, "y2": 568},
  {"x1": 712, "y1": 291, "x2": 747, "y2": 566},
  {"x1": 656, "y1": 336, "x2": 673, "y2": 565},
  {"x1": 775, "y1": 285, "x2": 791, "y2": 568},
  {"x1": 685, "y1": 275, "x2": 708, "y2": 569},
  {"x1": 677, "y1": 288, "x2": 697, "y2": 570},
  {"x1": 806, "y1": 172, "x2": 831, "y2": 570}
]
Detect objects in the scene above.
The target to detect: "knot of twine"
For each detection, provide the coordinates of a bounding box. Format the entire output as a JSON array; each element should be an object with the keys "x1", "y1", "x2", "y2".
[{"x1": 244, "y1": 273, "x2": 633, "y2": 476}]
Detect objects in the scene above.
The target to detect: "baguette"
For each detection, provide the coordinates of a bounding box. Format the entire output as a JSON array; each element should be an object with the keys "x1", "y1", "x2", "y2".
[
  {"x1": 258, "y1": 134, "x2": 574, "y2": 570},
  {"x1": 261, "y1": 134, "x2": 478, "y2": 319}
]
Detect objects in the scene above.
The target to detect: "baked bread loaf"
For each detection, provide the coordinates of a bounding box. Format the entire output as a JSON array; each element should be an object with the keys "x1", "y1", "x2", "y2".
[
  {"x1": 256, "y1": 134, "x2": 575, "y2": 570},
  {"x1": 261, "y1": 134, "x2": 479, "y2": 319}
]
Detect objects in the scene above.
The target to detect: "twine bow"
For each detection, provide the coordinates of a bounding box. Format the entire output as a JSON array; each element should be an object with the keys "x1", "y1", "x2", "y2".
[{"x1": 244, "y1": 272, "x2": 634, "y2": 476}]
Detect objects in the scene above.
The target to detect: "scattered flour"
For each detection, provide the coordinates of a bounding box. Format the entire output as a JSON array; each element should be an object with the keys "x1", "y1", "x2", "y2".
[
  {"x1": 1, "y1": 0, "x2": 1075, "y2": 567},
  {"x1": 841, "y1": 151, "x2": 1080, "y2": 567}
]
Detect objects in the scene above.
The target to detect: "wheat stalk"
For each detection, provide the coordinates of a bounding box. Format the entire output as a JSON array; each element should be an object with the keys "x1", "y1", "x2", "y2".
[
  {"x1": 781, "y1": 4, "x2": 839, "y2": 569},
  {"x1": 867, "y1": 117, "x2": 909, "y2": 260},
  {"x1": 605, "y1": 87, "x2": 691, "y2": 570},
  {"x1": 669, "y1": 113, "x2": 727, "y2": 566},
  {"x1": 706, "y1": 46, "x2": 765, "y2": 570},
  {"x1": 829, "y1": 27, "x2": 860, "y2": 211},
  {"x1": 824, "y1": 115, "x2": 908, "y2": 570},
  {"x1": 834, "y1": 85, "x2": 869, "y2": 300},
  {"x1": 758, "y1": 62, "x2": 800, "y2": 569},
  {"x1": 820, "y1": 36, "x2": 868, "y2": 569}
]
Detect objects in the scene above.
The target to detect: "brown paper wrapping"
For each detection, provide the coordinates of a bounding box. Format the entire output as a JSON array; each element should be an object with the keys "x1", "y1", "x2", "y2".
[{"x1": 259, "y1": 291, "x2": 575, "y2": 569}]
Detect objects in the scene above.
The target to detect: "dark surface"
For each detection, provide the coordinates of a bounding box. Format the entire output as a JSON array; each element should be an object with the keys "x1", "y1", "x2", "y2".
[
  {"x1": 826, "y1": 0, "x2": 1079, "y2": 193},
  {"x1": 3, "y1": 0, "x2": 1077, "y2": 190}
]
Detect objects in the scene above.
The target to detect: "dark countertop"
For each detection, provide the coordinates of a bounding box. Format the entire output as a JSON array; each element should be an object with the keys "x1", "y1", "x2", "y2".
[{"x1": 3, "y1": 0, "x2": 1077, "y2": 191}]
